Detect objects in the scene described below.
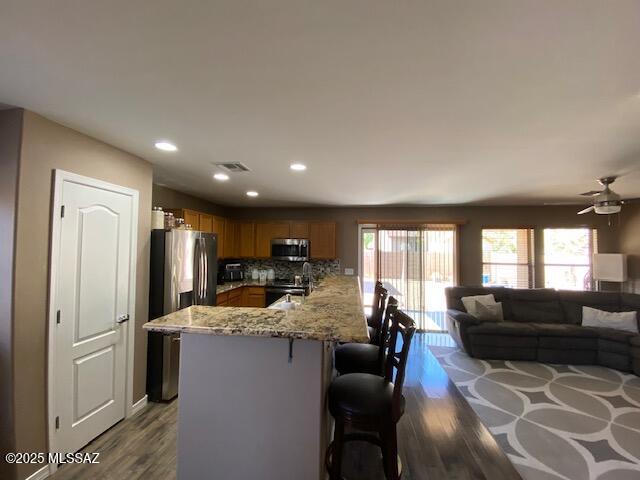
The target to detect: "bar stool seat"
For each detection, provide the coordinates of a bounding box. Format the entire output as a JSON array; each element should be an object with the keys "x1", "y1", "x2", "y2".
[
  {"x1": 328, "y1": 373, "x2": 404, "y2": 423},
  {"x1": 334, "y1": 344, "x2": 382, "y2": 375}
]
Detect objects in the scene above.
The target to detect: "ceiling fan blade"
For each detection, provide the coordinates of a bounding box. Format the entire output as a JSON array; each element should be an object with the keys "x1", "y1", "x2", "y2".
[
  {"x1": 579, "y1": 190, "x2": 602, "y2": 196},
  {"x1": 577, "y1": 206, "x2": 595, "y2": 215},
  {"x1": 621, "y1": 198, "x2": 640, "y2": 204}
]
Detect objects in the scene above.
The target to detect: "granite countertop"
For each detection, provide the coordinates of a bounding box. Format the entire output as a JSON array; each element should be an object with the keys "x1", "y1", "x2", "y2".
[
  {"x1": 143, "y1": 275, "x2": 369, "y2": 343},
  {"x1": 216, "y1": 280, "x2": 265, "y2": 295}
]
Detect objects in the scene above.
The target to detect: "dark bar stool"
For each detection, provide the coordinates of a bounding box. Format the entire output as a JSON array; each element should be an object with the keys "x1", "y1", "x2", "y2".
[
  {"x1": 326, "y1": 299, "x2": 416, "y2": 480},
  {"x1": 334, "y1": 287, "x2": 389, "y2": 375},
  {"x1": 366, "y1": 281, "x2": 386, "y2": 344}
]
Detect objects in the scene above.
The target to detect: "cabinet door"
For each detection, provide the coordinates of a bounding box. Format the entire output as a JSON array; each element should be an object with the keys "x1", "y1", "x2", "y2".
[
  {"x1": 245, "y1": 287, "x2": 265, "y2": 307},
  {"x1": 211, "y1": 216, "x2": 225, "y2": 256},
  {"x1": 238, "y1": 222, "x2": 256, "y2": 257},
  {"x1": 199, "y1": 214, "x2": 213, "y2": 233},
  {"x1": 290, "y1": 221, "x2": 309, "y2": 238},
  {"x1": 216, "y1": 291, "x2": 229, "y2": 306},
  {"x1": 255, "y1": 222, "x2": 290, "y2": 258},
  {"x1": 223, "y1": 220, "x2": 237, "y2": 258},
  {"x1": 183, "y1": 209, "x2": 200, "y2": 230},
  {"x1": 309, "y1": 222, "x2": 336, "y2": 259}
]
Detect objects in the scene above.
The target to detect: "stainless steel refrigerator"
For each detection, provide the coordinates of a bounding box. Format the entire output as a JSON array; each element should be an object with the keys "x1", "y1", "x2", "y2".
[{"x1": 147, "y1": 229, "x2": 217, "y2": 401}]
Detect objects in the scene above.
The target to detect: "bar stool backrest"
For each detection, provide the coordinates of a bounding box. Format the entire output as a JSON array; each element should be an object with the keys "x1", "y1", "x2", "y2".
[
  {"x1": 383, "y1": 304, "x2": 417, "y2": 419},
  {"x1": 370, "y1": 287, "x2": 388, "y2": 345}
]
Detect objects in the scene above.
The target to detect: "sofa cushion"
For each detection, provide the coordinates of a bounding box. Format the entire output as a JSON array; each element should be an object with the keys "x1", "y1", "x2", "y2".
[
  {"x1": 631, "y1": 335, "x2": 640, "y2": 348},
  {"x1": 509, "y1": 288, "x2": 564, "y2": 323},
  {"x1": 531, "y1": 323, "x2": 598, "y2": 337},
  {"x1": 598, "y1": 351, "x2": 631, "y2": 372},
  {"x1": 621, "y1": 293, "x2": 640, "y2": 330},
  {"x1": 533, "y1": 324, "x2": 598, "y2": 350},
  {"x1": 467, "y1": 322, "x2": 538, "y2": 348},
  {"x1": 594, "y1": 328, "x2": 637, "y2": 344},
  {"x1": 558, "y1": 290, "x2": 621, "y2": 325},
  {"x1": 446, "y1": 287, "x2": 512, "y2": 319},
  {"x1": 538, "y1": 349, "x2": 596, "y2": 365},
  {"x1": 467, "y1": 321, "x2": 538, "y2": 336},
  {"x1": 471, "y1": 345, "x2": 537, "y2": 361}
]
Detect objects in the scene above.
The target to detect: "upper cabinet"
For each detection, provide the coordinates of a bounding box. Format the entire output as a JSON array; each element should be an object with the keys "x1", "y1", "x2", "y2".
[
  {"x1": 237, "y1": 222, "x2": 256, "y2": 258},
  {"x1": 198, "y1": 213, "x2": 213, "y2": 233},
  {"x1": 309, "y1": 222, "x2": 336, "y2": 259},
  {"x1": 255, "y1": 222, "x2": 291, "y2": 257},
  {"x1": 290, "y1": 221, "x2": 309, "y2": 238},
  {"x1": 183, "y1": 209, "x2": 200, "y2": 230},
  {"x1": 223, "y1": 220, "x2": 237, "y2": 258},
  {"x1": 161, "y1": 209, "x2": 337, "y2": 259}
]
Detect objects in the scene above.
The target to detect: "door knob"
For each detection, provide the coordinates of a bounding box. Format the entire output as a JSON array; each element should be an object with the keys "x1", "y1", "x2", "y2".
[{"x1": 116, "y1": 314, "x2": 130, "y2": 324}]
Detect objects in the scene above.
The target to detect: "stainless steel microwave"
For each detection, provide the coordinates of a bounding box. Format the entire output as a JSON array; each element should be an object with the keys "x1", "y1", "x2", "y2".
[{"x1": 270, "y1": 239, "x2": 309, "y2": 262}]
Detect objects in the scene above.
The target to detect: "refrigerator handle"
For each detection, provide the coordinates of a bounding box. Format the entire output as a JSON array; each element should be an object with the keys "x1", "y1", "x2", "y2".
[
  {"x1": 193, "y1": 236, "x2": 201, "y2": 305},
  {"x1": 195, "y1": 236, "x2": 206, "y2": 304}
]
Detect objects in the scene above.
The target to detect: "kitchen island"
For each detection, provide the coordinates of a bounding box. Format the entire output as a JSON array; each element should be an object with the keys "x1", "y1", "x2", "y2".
[{"x1": 143, "y1": 275, "x2": 368, "y2": 480}]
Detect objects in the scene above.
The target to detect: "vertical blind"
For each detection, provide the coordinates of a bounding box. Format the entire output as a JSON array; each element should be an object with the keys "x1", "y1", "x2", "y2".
[
  {"x1": 482, "y1": 228, "x2": 534, "y2": 288},
  {"x1": 373, "y1": 224, "x2": 457, "y2": 331}
]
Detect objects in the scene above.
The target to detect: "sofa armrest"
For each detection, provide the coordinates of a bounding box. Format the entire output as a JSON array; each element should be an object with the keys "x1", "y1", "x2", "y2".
[
  {"x1": 446, "y1": 309, "x2": 480, "y2": 326},
  {"x1": 446, "y1": 309, "x2": 480, "y2": 354}
]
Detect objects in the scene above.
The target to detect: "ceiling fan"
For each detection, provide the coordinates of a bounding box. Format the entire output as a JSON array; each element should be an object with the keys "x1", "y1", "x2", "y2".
[{"x1": 577, "y1": 176, "x2": 639, "y2": 215}]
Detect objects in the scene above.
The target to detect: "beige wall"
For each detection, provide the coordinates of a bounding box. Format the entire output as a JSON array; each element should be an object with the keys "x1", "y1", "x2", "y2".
[
  {"x1": 11, "y1": 111, "x2": 153, "y2": 479},
  {"x1": 228, "y1": 205, "x2": 621, "y2": 285},
  {"x1": 153, "y1": 184, "x2": 228, "y2": 216},
  {"x1": 0, "y1": 108, "x2": 23, "y2": 480},
  {"x1": 619, "y1": 205, "x2": 640, "y2": 293}
]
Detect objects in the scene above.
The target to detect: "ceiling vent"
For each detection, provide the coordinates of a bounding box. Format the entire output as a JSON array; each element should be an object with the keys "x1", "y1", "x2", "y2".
[{"x1": 214, "y1": 162, "x2": 251, "y2": 173}]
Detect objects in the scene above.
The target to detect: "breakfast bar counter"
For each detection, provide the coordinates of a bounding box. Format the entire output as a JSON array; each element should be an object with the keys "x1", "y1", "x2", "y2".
[{"x1": 143, "y1": 275, "x2": 368, "y2": 480}]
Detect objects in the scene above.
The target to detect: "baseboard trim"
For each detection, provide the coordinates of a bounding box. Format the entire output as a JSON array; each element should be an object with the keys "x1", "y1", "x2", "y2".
[
  {"x1": 24, "y1": 465, "x2": 50, "y2": 480},
  {"x1": 130, "y1": 394, "x2": 148, "y2": 416}
]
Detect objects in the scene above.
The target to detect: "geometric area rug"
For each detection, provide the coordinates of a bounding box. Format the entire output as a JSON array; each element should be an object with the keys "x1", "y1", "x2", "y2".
[{"x1": 430, "y1": 346, "x2": 640, "y2": 480}]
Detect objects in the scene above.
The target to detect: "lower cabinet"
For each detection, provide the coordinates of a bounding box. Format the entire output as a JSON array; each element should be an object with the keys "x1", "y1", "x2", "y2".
[{"x1": 217, "y1": 286, "x2": 265, "y2": 308}]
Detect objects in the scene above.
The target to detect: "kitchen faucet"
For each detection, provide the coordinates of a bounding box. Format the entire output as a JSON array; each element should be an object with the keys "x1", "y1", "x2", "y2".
[{"x1": 302, "y1": 262, "x2": 314, "y2": 290}]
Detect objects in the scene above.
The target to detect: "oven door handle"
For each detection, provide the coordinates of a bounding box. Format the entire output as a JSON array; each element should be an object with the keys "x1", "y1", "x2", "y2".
[{"x1": 266, "y1": 288, "x2": 305, "y2": 295}]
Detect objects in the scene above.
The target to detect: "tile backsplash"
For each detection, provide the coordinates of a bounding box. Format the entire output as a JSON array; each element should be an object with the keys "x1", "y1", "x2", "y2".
[{"x1": 223, "y1": 259, "x2": 340, "y2": 280}]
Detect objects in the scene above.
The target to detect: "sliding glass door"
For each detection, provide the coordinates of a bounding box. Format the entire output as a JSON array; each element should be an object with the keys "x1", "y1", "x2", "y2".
[{"x1": 360, "y1": 224, "x2": 458, "y2": 331}]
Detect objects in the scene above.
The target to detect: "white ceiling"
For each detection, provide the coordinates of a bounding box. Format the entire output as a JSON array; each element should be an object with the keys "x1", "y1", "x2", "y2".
[{"x1": 2, "y1": 0, "x2": 640, "y2": 207}]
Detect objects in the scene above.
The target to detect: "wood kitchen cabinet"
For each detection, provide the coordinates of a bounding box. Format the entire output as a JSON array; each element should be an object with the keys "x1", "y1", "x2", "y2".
[
  {"x1": 211, "y1": 216, "x2": 225, "y2": 255},
  {"x1": 237, "y1": 222, "x2": 256, "y2": 258},
  {"x1": 216, "y1": 291, "x2": 229, "y2": 306},
  {"x1": 309, "y1": 222, "x2": 336, "y2": 259},
  {"x1": 162, "y1": 207, "x2": 337, "y2": 260},
  {"x1": 241, "y1": 286, "x2": 266, "y2": 307},
  {"x1": 167, "y1": 209, "x2": 201, "y2": 230},
  {"x1": 198, "y1": 213, "x2": 213, "y2": 232},
  {"x1": 223, "y1": 220, "x2": 237, "y2": 258},
  {"x1": 255, "y1": 222, "x2": 290, "y2": 257},
  {"x1": 289, "y1": 221, "x2": 309, "y2": 238}
]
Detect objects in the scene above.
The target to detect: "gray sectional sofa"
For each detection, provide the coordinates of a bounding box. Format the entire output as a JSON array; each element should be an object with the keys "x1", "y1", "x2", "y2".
[{"x1": 445, "y1": 286, "x2": 640, "y2": 375}]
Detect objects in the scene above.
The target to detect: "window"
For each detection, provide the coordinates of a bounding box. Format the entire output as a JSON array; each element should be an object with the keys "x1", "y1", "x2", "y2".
[
  {"x1": 482, "y1": 229, "x2": 534, "y2": 288},
  {"x1": 543, "y1": 228, "x2": 597, "y2": 291}
]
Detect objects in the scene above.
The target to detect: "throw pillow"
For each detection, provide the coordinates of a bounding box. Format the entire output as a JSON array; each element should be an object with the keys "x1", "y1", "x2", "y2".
[
  {"x1": 461, "y1": 294, "x2": 496, "y2": 318},
  {"x1": 581, "y1": 306, "x2": 638, "y2": 334},
  {"x1": 476, "y1": 301, "x2": 504, "y2": 321}
]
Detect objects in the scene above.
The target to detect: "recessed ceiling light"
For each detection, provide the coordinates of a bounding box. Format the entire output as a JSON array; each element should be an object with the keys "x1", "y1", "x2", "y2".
[
  {"x1": 213, "y1": 173, "x2": 229, "y2": 181},
  {"x1": 290, "y1": 163, "x2": 307, "y2": 171},
  {"x1": 155, "y1": 141, "x2": 178, "y2": 152},
  {"x1": 246, "y1": 191, "x2": 259, "y2": 197}
]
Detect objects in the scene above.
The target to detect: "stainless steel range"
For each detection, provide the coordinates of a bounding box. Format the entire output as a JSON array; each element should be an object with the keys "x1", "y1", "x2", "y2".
[{"x1": 265, "y1": 279, "x2": 311, "y2": 306}]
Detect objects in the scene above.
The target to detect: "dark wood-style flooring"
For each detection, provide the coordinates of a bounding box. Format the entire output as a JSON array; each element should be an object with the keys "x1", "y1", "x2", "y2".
[{"x1": 50, "y1": 333, "x2": 521, "y2": 479}]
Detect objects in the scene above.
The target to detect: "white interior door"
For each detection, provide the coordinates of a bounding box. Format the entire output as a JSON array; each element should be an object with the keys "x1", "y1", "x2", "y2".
[{"x1": 51, "y1": 172, "x2": 138, "y2": 455}]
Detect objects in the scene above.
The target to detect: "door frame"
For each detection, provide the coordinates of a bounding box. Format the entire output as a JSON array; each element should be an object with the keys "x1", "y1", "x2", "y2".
[{"x1": 47, "y1": 170, "x2": 139, "y2": 470}]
